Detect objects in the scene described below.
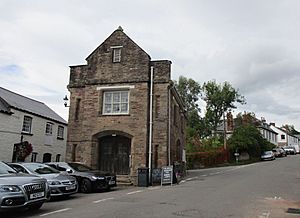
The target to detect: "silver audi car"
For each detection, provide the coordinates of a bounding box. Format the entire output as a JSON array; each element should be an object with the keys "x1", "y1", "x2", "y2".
[
  {"x1": 0, "y1": 161, "x2": 49, "y2": 211},
  {"x1": 9, "y1": 163, "x2": 78, "y2": 198}
]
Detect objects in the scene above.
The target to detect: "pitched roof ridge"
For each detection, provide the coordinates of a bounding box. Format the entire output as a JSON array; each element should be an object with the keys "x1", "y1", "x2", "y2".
[
  {"x1": 85, "y1": 27, "x2": 150, "y2": 61},
  {"x1": 0, "y1": 86, "x2": 45, "y2": 105}
]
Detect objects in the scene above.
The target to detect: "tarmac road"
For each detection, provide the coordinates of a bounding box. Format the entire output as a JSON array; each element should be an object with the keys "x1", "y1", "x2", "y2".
[{"x1": 2, "y1": 155, "x2": 300, "y2": 218}]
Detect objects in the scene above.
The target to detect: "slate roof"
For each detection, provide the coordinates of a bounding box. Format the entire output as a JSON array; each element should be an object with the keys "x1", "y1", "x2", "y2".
[{"x1": 0, "y1": 87, "x2": 67, "y2": 124}]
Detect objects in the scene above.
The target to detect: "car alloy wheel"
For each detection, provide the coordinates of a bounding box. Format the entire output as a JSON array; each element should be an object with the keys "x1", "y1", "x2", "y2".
[{"x1": 80, "y1": 179, "x2": 92, "y2": 193}]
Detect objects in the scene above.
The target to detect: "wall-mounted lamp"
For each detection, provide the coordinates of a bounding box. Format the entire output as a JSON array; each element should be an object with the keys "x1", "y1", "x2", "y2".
[{"x1": 63, "y1": 95, "x2": 70, "y2": 107}]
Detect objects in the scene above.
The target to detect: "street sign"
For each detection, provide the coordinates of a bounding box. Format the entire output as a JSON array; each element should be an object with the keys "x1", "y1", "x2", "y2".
[{"x1": 161, "y1": 166, "x2": 173, "y2": 186}]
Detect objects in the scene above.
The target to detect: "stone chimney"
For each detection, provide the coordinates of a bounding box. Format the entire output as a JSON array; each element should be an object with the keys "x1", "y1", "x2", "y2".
[{"x1": 227, "y1": 112, "x2": 234, "y2": 131}]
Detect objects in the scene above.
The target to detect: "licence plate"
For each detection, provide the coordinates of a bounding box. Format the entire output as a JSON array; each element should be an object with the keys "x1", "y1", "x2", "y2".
[
  {"x1": 30, "y1": 192, "x2": 44, "y2": 199},
  {"x1": 66, "y1": 185, "x2": 76, "y2": 190},
  {"x1": 109, "y1": 180, "x2": 115, "y2": 185}
]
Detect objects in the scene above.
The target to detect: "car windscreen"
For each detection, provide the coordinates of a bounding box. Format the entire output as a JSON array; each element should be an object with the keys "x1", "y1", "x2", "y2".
[
  {"x1": 0, "y1": 162, "x2": 17, "y2": 174},
  {"x1": 68, "y1": 163, "x2": 93, "y2": 172},
  {"x1": 24, "y1": 163, "x2": 60, "y2": 174},
  {"x1": 263, "y1": 151, "x2": 272, "y2": 155}
]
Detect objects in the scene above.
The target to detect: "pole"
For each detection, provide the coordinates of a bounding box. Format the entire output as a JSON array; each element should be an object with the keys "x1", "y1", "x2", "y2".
[{"x1": 223, "y1": 111, "x2": 227, "y2": 150}]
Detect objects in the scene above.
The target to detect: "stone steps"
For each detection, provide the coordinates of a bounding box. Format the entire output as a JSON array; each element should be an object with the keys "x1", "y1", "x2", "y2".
[{"x1": 117, "y1": 175, "x2": 133, "y2": 186}]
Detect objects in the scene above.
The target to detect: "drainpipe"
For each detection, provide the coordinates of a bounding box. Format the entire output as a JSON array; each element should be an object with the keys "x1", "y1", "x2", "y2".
[
  {"x1": 148, "y1": 66, "x2": 154, "y2": 184},
  {"x1": 168, "y1": 85, "x2": 172, "y2": 166}
]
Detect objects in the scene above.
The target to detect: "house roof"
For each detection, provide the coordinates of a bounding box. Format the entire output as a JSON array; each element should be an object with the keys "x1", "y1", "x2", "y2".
[
  {"x1": 0, "y1": 87, "x2": 67, "y2": 125},
  {"x1": 257, "y1": 123, "x2": 278, "y2": 135},
  {"x1": 85, "y1": 27, "x2": 151, "y2": 61}
]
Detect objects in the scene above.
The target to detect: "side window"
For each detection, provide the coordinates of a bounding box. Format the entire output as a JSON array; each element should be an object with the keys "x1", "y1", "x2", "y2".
[
  {"x1": 47, "y1": 164, "x2": 57, "y2": 169},
  {"x1": 45, "y1": 122, "x2": 53, "y2": 135},
  {"x1": 72, "y1": 144, "x2": 77, "y2": 162},
  {"x1": 22, "y1": 116, "x2": 32, "y2": 133},
  {"x1": 57, "y1": 166, "x2": 67, "y2": 171},
  {"x1": 75, "y1": 98, "x2": 81, "y2": 121},
  {"x1": 13, "y1": 165, "x2": 28, "y2": 174},
  {"x1": 57, "y1": 126, "x2": 64, "y2": 139}
]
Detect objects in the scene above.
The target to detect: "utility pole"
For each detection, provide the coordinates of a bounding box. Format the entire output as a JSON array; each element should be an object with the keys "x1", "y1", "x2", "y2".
[{"x1": 223, "y1": 111, "x2": 227, "y2": 150}]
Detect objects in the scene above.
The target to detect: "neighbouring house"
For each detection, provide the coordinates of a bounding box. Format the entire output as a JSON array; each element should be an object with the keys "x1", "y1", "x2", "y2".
[
  {"x1": 295, "y1": 134, "x2": 300, "y2": 144},
  {"x1": 270, "y1": 123, "x2": 299, "y2": 147},
  {"x1": 216, "y1": 114, "x2": 278, "y2": 146},
  {"x1": 0, "y1": 87, "x2": 68, "y2": 163},
  {"x1": 66, "y1": 27, "x2": 186, "y2": 184},
  {"x1": 257, "y1": 119, "x2": 278, "y2": 146}
]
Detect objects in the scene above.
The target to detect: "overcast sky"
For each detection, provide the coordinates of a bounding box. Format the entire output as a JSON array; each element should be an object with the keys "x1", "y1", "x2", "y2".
[{"x1": 1, "y1": 0, "x2": 300, "y2": 130}]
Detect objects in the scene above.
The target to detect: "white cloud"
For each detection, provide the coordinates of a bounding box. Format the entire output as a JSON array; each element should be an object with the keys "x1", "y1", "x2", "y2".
[{"x1": 1, "y1": 0, "x2": 300, "y2": 130}]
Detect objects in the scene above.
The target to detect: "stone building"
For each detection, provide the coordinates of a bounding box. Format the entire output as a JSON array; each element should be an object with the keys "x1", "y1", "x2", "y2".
[{"x1": 66, "y1": 27, "x2": 186, "y2": 183}]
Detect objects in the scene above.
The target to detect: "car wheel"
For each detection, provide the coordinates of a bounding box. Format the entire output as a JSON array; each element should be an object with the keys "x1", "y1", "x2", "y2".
[
  {"x1": 81, "y1": 179, "x2": 92, "y2": 193},
  {"x1": 104, "y1": 183, "x2": 110, "y2": 191},
  {"x1": 28, "y1": 202, "x2": 44, "y2": 210}
]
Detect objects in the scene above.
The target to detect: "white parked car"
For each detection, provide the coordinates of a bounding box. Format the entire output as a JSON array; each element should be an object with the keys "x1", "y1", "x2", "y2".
[{"x1": 283, "y1": 146, "x2": 296, "y2": 155}]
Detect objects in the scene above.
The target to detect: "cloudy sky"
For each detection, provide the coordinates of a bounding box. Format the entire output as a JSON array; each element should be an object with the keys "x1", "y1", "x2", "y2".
[{"x1": 1, "y1": 0, "x2": 300, "y2": 130}]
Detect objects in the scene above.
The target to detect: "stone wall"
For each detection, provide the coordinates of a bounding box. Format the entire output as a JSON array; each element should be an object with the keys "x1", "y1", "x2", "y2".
[{"x1": 66, "y1": 28, "x2": 186, "y2": 182}]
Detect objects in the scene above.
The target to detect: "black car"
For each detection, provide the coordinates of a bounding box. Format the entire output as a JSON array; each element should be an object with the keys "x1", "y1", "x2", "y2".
[{"x1": 46, "y1": 162, "x2": 116, "y2": 193}]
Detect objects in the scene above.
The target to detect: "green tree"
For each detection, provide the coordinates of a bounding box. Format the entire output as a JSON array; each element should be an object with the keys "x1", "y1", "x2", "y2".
[
  {"x1": 175, "y1": 76, "x2": 201, "y2": 113},
  {"x1": 281, "y1": 124, "x2": 300, "y2": 135},
  {"x1": 228, "y1": 124, "x2": 274, "y2": 158},
  {"x1": 174, "y1": 76, "x2": 205, "y2": 137},
  {"x1": 235, "y1": 111, "x2": 259, "y2": 128},
  {"x1": 201, "y1": 80, "x2": 245, "y2": 134}
]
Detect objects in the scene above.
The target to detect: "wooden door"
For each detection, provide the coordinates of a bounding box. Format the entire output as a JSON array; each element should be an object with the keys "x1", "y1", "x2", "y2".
[{"x1": 99, "y1": 135, "x2": 130, "y2": 175}]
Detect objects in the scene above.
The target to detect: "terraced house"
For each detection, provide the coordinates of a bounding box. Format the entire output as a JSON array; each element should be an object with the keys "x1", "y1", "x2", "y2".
[
  {"x1": 66, "y1": 27, "x2": 186, "y2": 183},
  {"x1": 0, "y1": 87, "x2": 67, "y2": 163}
]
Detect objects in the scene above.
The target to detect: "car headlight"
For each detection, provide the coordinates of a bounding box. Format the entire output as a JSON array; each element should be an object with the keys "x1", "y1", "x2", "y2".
[
  {"x1": 0, "y1": 185, "x2": 21, "y2": 192},
  {"x1": 48, "y1": 181, "x2": 62, "y2": 185},
  {"x1": 92, "y1": 176, "x2": 105, "y2": 180}
]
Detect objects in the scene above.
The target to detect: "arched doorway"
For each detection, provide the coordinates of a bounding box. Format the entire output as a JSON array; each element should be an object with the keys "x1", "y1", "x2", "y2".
[
  {"x1": 98, "y1": 135, "x2": 131, "y2": 175},
  {"x1": 43, "y1": 153, "x2": 52, "y2": 163}
]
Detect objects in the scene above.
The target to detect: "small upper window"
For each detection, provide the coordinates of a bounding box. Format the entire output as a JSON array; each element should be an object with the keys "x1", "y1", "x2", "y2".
[
  {"x1": 281, "y1": 134, "x2": 285, "y2": 140},
  {"x1": 103, "y1": 90, "x2": 129, "y2": 115},
  {"x1": 113, "y1": 48, "x2": 122, "y2": 63},
  {"x1": 22, "y1": 116, "x2": 32, "y2": 133},
  {"x1": 57, "y1": 126, "x2": 64, "y2": 139},
  {"x1": 45, "y1": 122, "x2": 53, "y2": 135}
]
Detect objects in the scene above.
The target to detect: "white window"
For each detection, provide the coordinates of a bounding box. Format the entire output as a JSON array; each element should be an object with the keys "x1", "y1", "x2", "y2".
[
  {"x1": 103, "y1": 90, "x2": 129, "y2": 114},
  {"x1": 113, "y1": 48, "x2": 121, "y2": 62},
  {"x1": 22, "y1": 116, "x2": 32, "y2": 133},
  {"x1": 57, "y1": 126, "x2": 64, "y2": 139},
  {"x1": 45, "y1": 122, "x2": 53, "y2": 135}
]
